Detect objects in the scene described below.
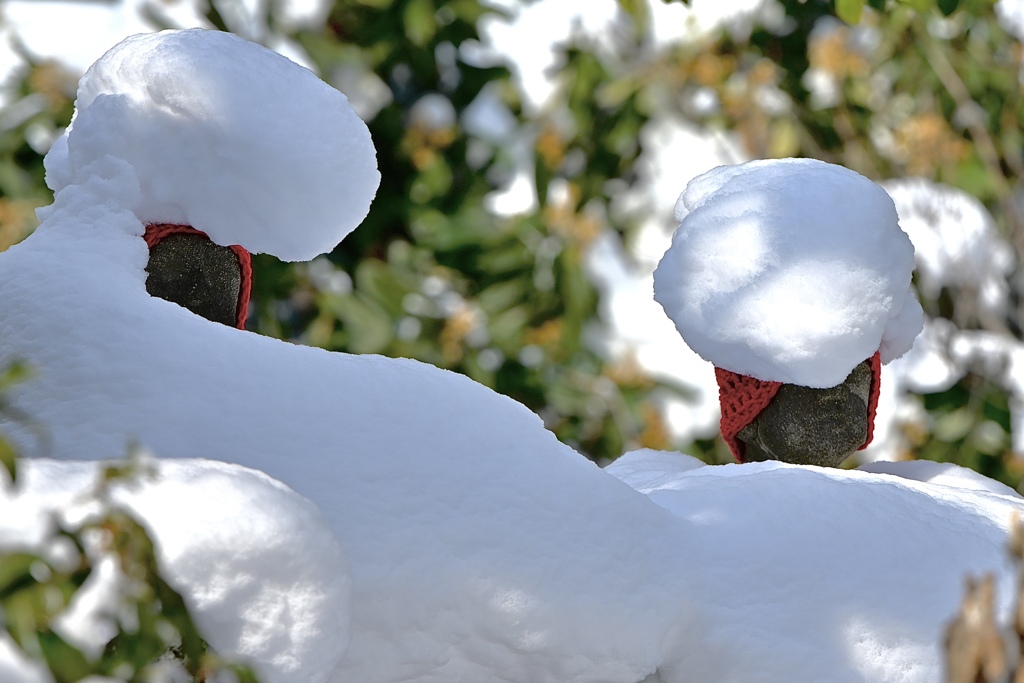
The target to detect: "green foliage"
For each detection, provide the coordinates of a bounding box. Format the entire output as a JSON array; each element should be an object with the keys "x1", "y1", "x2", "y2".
[
  {"x1": 0, "y1": 360, "x2": 39, "y2": 484},
  {"x1": 0, "y1": 43, "x2": 75, "y2": 252},
  {"x1": 0, "y1": 445, "x2": 263, "y2": 683},
  {"x1": 0, "y1": 535, "x2": 93, "y2": 682},
  {"x1": 837, "y1": 0, "x2": 867, "y2": 24},
  {"x1": 650, "y1": 0, "x2": 963, "y2": 23}
]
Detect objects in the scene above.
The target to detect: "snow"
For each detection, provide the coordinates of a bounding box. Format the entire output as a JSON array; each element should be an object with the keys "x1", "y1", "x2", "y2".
[
  {"x1": 0, "y1": 459, "x2": 350, "y2": 683},
  {"x1": 468, "y1": 0, "x2": 779, "y2": 219},
  {"x1": 644, "y1": 0, "x2": 786, "y2": 46},
  {"x1": 998, "y1": 0, "x2": 1024, "y2": 41},
  {"x1": 855, "y1": 178, "x2": 1023, "y2": 458},
  {"x1": 653, "y1": 158, "x2": 924, "y2": 388},
  {"x1": 474, "y1": 0, "x2": 781, "y2": 113},
  {"x1": 884, "y1": 178, "x2": 1014, "y2": 315},
  {"x1": 3, "y1": 27, "x2": 1024, "y2": 683},
  {"x1": 0, "y1": 0, "x2": 325, "y2": 78},
  {"x1": 860, "y1": 458, "x2": 1021, "y2": 498},
  {"x1": 43, "y1": 29, "x2": 379, "y2": 262},
  {"x1": 475, "y1": 0, "x2": 623, "y2": 113},
  {"x1": 1, "y1": 194, "x2": 690, "y2": 681},
  {"x1": 0, "y1": 639, "x2": 47, "y2": 683},
  {"x1": 605, "y1": 449, "x2": 1024, "y2": 683},
  {"x1": 409, "y1": 93, "x2": 457, "y2": 131},
  {"x1": 1, "y1": 0, "x2": 179, "y2": 76}
]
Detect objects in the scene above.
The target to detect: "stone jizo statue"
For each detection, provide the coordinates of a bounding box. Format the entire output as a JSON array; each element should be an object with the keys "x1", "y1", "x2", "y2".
[
  {"x1": 143, "y1": 223, "x2": 251, "y2": 329},
  {"x1": 715, "y1": 353, "x2": 881, "y2": 468}
]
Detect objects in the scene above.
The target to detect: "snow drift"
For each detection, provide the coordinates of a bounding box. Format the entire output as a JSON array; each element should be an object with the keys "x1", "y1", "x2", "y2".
[{"x1": 0, "y1": 29, "x2": 1021, "y2": 683}]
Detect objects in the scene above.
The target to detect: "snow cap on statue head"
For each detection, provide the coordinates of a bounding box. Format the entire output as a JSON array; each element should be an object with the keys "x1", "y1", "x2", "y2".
[
  {"x1": 44, "y1": 29, "x2": 380, "y2": 262},
  {"x1": 653, "y1": 158, "x2": 923, "y2": 389}
]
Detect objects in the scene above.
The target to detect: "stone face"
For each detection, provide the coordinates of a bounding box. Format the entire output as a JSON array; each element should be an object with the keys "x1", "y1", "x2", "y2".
[
  {"x1": 145, "y1": 233, "x2": 241, "y2": 327},
  {"x1": 737, "y1": 361, "x2": 872, "y2": 467}
]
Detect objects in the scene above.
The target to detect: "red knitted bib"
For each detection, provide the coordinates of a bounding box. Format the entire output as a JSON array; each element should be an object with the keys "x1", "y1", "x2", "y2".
[
  {"x1": 144, "y1": 223, "x2": 252, "y2": 330},
  {"x1": 716, "y1": 351, "x2": 882, "y2": 462}
]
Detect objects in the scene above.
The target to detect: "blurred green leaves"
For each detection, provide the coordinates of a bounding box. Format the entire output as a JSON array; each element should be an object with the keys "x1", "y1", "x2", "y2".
[
  {"x1": 837, "y1": 0, "x2": 867, "y2": 24},
  {"x1": 0, "y1": 434, "x2": 15, "y2": 485},
  {"x1": 0, "y1": 361, "x2": 35, "y2": 483},
  {"x1": 0, "y1": 536, "x2": 94, "y2": 683},
  {"x1": 0, "y1": 442, "x2": 263, "y2": 683},
  {"x1": 652, "y1": 0, "x2": 964, "y2": 19}
]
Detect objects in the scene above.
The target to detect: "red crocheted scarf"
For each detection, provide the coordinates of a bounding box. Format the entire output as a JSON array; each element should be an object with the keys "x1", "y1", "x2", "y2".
[
  {"x1": 716, "y1": 351, "x2": 882, "y2": 462},
  {"x1": 143, "y1": 223, "x2": 252, "y2": 330}
]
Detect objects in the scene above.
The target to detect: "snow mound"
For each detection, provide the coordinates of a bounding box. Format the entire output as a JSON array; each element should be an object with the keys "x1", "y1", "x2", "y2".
[
  {"x1": 0, "y1": 459, "x2": 350, "y2": 683},
  {"x1": 860, "y1": 459, "x2": 1021, "y2": 499},
  {"x1": 604, "y1": 447, "x2": 706, "y2": 491},
  {"x1": 606, "y1": 448, "x2": 1024, "y2": 683},
  {"x1": 43, "y1": 29, "x2": 379, "y2": 261},
  {"x1": 653, "y1": 158, "x2": 923, "y2": 388}
]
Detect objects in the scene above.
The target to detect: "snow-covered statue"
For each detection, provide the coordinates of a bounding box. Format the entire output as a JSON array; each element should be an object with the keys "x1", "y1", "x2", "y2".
[
  {"x1": 3, "y1": 28, "x2": 1024, "y2": 683},
  {"x1": 654, "y1": 159, "x2": 924, "y2": 466}
]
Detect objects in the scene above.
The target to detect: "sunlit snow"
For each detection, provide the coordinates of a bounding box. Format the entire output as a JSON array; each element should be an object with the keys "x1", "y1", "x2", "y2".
[
  {"x1": 654, "y1": 158, "x2": 924, "y2": 388},
  {"x1": 0, "y1": 26, "x2": 1023, "y2": 683}
]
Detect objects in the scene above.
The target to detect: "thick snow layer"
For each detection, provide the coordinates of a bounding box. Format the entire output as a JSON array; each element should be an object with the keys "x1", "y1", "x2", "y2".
[
  {"x1": 4, "y1": 163, "x2": 1024, "y2": 683},
  {"x1": 607, "y1": 449, "x2": 1024, "y2": 683},
  {"x1": 4, "y1": 30, "x2": 1024, "y2": 683},
  {"x1": 43, "y1": 29, "x2": 379, "y2": 262},
  {"x1": 654, "y1": 158, "x2": 924, "y2": 388},
  {"x1": 0, "y1": 459, "x2": 350, "y2": 683},
  {"x1": 860, "y1": 459, "x2": 1021, "y2": 498},
  {"x1": 4, "y1": 154, "x2": 694, "y2": 681}
]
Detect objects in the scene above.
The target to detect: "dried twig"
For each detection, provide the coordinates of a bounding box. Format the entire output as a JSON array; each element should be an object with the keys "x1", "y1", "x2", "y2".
[{"x1": 946, "y1": 512, "x2": 1024, "y2": 682}]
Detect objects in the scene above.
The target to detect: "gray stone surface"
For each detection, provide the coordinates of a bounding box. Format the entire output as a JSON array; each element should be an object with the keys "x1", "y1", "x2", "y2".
[
  {"x1": 737, "y1": 361, "x2": 872, "y2": 467},
  {"x1": 145, "y1": 233, "x2": 242, "y2": 327}
]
